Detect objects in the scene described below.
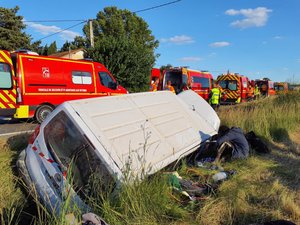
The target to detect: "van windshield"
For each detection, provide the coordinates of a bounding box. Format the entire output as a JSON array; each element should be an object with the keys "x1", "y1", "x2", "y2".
[
  {"x1": 191, "y1": 76, "x2": 210, "y2": 88},
  {"x1": 275, "y1": 85, "x2": 284, "y2": 91},
  {"x1": 44, "y1": 111, "x2": 114, "y2": 198}
]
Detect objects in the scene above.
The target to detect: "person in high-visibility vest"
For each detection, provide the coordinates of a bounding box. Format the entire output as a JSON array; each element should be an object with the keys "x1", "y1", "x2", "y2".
[
  {"x1": 165, "y1": 80, "x2": 175, "y2": 94},
  {"x1": 150, "y1": 78, "x2": 159, "y2": 92},
  {"x1": 254, "y1": 84, "x2": 260, "y2": 100},
  {"x1": 209, "y1": 83, "x2": 221, "y2": 110},
  {"x1": 248, "y1": 85, "x2": 254, "y2": 100}
]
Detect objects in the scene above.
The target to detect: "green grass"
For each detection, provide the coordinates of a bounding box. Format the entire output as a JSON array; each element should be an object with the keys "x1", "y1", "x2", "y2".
[
  {"x1": 218, "y1": 92, "x2": 300, "y2": 141},
  {"x1": 0, "y1": 92, "x2": 299, "y2": 224}
]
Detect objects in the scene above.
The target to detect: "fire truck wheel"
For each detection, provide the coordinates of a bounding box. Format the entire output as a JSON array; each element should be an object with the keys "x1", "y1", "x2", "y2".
[{"x1": 35, "y1": 105, "x2": 54, "y2": 124}]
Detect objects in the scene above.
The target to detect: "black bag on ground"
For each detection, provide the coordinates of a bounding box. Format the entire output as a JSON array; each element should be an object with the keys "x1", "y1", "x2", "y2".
[{"x1": 245, "y1": 131, "x2": 270, "y2": 154}]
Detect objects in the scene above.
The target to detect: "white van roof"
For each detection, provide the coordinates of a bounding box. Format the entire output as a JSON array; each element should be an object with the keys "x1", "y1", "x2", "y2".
[{"x1": 61, "y1": 91, "x2": 219, "y2": 179}]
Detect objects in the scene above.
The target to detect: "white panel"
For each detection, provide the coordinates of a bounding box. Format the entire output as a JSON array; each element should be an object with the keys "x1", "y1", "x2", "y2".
[{"x1": 67, "y1": 91, "x2": 220, "y2": 179}]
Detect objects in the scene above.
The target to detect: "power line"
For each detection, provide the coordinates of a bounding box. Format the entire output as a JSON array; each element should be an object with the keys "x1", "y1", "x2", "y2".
[
  {"x1": 133, "y1": 0, "x2": 182, "y2": 13},
  {"x1": 37, "y1": 21, "x2": 87, "y2": 41},
  {"x1": 24, "y1": 19, "x2": 86, "y2": 23},
  {"x1": 30, "y1": 0, "x2": 183, "y2": 41}
]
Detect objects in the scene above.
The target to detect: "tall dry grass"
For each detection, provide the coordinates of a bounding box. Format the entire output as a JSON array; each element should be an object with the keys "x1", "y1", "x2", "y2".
[
  {"x1": 0, "y1": 92, "x2": 299, "y2": 224},
  {"x1": 195, "y1": 92, "x2": 300, "y2": 225},
  {"x1": 218, "y1": 92, "x2": 300, "y2": 141}
]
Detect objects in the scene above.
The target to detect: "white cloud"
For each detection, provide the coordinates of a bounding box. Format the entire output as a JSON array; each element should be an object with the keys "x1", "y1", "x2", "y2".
[
  {"x1": 273, "y1": 36, "x2": 283, "y2": 40},
  {"x1": 160, "y1": 35, "x2": 195, "y2": 44},
  {"x1": 225, "y1": 7, "x2": 272, "y2": 29},
  {"x1": 210, "y1": 41, "x2": 230, "y2": 48},
  {"x1": 297, "y1": 59, "x2": 300, "y2": 63},
  {"x1": 209, "y1": 52, "x2": 217, "y2": 57},
  {"x1": 179, "y1": 57, "x2": 202, "y2": 62},
  {"x1": 27, "y1": 22, "x2": 80, "y2": 41}
]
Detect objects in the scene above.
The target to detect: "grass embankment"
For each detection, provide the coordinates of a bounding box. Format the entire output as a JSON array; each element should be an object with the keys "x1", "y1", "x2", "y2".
[
  {"x1": 202, "y1": 92, "x2": 300, "y2": 225},
  {"x1": 0, "y1": 92, "x2": 299, "y2": 225}
]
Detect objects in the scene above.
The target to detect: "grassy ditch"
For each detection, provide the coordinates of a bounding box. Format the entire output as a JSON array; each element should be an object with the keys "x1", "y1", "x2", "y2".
[
  {"x1": 0, "y1": 92, "x2": 299, "y2": 225},
  {"x1": 218, "y1": 92, "x2": 300, "y2": 141}
]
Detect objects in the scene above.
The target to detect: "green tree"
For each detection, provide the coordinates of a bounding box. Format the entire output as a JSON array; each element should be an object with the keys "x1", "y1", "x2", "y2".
[
  {"x1": 84, "y1": 7, "x2": 159, "y2": 92},
  {"x1": 42, "y1": 44, "x2": 49, "y2": 56},
  {"x1": 47, "y1": 41, "x2": 57, "y2": 55},
  {"x1": 160, "y1": 64, "x2": 173, "y2": 73},
  {"x1": 60, "y1": 36, "x2": 87, "y2": 52},
  {"x1": 30, "y1": 40, "x2": 43, "y2": 54},
  {"x1": 0, "y1": 6, "x2": 31, "y2": 51}
]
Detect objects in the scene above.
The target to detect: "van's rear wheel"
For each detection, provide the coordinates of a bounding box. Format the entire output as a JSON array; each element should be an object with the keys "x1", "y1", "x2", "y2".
[{"x1": 35, "y1": 105, "x2": 54, "y2": 124}]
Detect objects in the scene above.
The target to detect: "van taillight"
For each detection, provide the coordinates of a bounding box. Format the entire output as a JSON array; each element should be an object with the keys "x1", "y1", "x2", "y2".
[{"x1": 28, "y1": 125, "x2": 40, "y2": 144}]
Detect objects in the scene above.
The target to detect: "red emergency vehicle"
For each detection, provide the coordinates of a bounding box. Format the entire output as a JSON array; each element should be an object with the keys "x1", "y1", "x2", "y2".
[
  {"x1": 217, "y1": 72, "x2": 253, "y2": 104},
  {"x1": 274, "y1": 82, "x2": 288, "y2": 94},
  {"x1": 255, "y1": 78, "x2": 276, "y2": 97},
  {"x1": 150, "y1": 67, "x2": 213, "y2": 100},
  {"x1": 0, "y1": 50, "x2": 127, "y2": 123}
]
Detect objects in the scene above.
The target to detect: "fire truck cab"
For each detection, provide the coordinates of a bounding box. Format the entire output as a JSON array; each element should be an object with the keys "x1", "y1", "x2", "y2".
[
  {"x1": 255, "y1": 78, "x2": 276, "y2": 97},
  {"x1": 274, "y1": 82, "x2": 288, "y2": 94},
  {"x1": 217, "y1": 72, "x2": 252, "y2": 104},
  {"x1": 0, "y1": 50, "x2": 127, "y2": 123},
  {"x1": 150, "y1": 67, "x2": 213, "y2": 101}
]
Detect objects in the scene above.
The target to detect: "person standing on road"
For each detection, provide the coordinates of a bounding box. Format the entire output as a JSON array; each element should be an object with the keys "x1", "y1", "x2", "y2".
[{"x1": 209, "y1": 82, "x2": 221, "y2": 110}]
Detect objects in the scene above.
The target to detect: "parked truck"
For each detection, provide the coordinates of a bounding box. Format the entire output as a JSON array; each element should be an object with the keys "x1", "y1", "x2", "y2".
[
  {"x1": 255, "y1": 78, "x2": 276, "y2": 97},
  {"x1": 274, "y1": 82, "x2": 288, "y2": 94},
  {"x1": 150, "y1": 67, "x2": 213, "y2": 101},
  {"x1": 17, "y1": 90, "x2": 220, "y2": 214},
  {"x1": 217, "y1": 72, "x2": 253, "y2": 104},
  {"x1": 0, "y1": 50, "x2": 127, "y2": 123}
]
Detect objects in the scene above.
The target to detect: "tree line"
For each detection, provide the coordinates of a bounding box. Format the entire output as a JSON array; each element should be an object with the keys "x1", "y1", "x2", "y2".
[{"x1": 0, "y1": 6, "x2": 159, "y2": 92}]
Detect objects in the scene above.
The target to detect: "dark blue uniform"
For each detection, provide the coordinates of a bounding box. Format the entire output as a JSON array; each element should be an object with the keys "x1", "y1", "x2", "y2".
[{"x1": 216, "y1": 127, "x2": 249, "y2": 159}]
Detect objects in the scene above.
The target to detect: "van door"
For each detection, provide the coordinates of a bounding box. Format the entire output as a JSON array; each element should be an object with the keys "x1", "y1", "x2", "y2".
[{"x1": 0, "y1": 51, "x2": 17, "y2": 116}]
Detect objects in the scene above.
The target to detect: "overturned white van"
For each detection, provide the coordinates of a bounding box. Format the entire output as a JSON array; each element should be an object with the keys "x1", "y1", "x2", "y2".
[{"x1": 17, "y1": 90, "x2": 220, "y2": 213}]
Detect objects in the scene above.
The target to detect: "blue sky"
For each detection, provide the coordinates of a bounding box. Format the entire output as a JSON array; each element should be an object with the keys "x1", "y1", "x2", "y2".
[{"x1": 2, "y1": 0, "x2": 300, "y2": 82}]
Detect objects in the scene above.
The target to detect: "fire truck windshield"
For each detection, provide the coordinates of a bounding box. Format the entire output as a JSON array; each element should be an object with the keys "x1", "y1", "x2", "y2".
[
  {"x1": 191, "y1": 76, "x2": 210, "y2": 88},
  {"x1": 44, "y1": 111, "x2": 115, "y2": 198},
  {"x1": 219, "y1": 80, "x2": 237, "y2": 91}
]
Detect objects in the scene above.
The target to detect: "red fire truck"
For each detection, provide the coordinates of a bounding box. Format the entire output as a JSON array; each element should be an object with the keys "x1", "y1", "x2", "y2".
[
  {"x1": 255, "y1": 78, "x2": 276, "y2": 97},
  {"x1": 0, "y1": 50, "x2": 127, "y2": 123},
  {"x1": 274, "y1": 82, "x2": 288, "y2": 94},
  {"x1": 217, "y1": 72, "x2": 253, "y2": 104},
  {"x1": 150, "y1": 67, "x2": 213, "y2": 100}
]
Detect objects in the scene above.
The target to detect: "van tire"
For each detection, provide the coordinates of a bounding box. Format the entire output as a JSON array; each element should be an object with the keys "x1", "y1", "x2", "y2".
[{"x1": 35, "y1": 105, "x2": 54, "y2": 124}]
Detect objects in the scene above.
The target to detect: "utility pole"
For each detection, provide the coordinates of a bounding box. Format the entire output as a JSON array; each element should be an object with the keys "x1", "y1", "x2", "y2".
[
  {"x1": 89, "y1": 19, "x2": 94, "y2": 47},
  {"x1": 293, "y1": 74, "x2": 295, "y2": 84}
]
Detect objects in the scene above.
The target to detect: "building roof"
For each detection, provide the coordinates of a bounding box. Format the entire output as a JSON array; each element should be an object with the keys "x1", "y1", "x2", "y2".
[{"x1": 50, "y1": 48, "x2": 85, "y2": 58}]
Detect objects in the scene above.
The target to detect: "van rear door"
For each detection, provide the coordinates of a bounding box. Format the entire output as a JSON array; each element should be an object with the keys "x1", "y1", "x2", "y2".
[{"x1": 0, "y1": 50, "x2": 17, "y2": 116}]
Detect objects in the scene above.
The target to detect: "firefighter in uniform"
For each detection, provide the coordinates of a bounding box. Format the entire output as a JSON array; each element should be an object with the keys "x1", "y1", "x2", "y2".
[
  {"x1": 254, "y1": 84, "x2": 260, "y2": 100},
  {"x1": 209, "y1": 83, "x2": 221, "y2": 110},
  {"x1": 165, "y1": 80, "x2": 175, "y2": 94},
  {"x1": 248, "y1": 85, "x2": 254, "y2": 100},
  {"x1": 150, "y1": 78, "x2": 159, "y2": 92}
]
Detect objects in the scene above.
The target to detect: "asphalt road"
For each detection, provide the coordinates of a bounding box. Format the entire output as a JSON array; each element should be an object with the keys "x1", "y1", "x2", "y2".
[{"x1": 0, "y1": 118, "x2": 38, "y2": 137}]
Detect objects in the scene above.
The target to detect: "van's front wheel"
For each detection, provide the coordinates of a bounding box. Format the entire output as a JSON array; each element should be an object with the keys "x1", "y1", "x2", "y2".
[{"x1": 35, "y1": 105, "x2": 54, "y2": 124}]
